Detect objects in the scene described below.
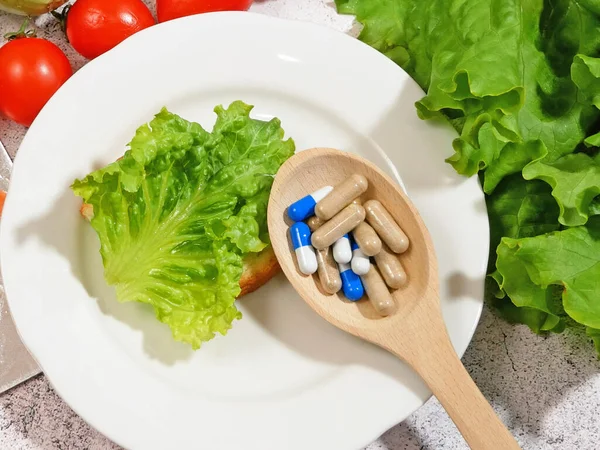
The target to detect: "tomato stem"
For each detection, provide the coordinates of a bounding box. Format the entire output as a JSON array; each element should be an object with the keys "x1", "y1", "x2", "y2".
[
  {"x1": 4, "y1": 18, "x2": 36, "y2": 41},
  {"x1": 51, "y1": 4, "x2": 71, "y2": 34}
]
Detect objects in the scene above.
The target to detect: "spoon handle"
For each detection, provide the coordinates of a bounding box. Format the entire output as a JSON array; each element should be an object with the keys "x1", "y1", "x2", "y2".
[{"x1": 392, "y1": 325, "x2": 520, "y2": 449}]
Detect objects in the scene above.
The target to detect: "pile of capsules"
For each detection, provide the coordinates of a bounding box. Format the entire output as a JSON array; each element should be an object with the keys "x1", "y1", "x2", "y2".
[{"x1": 288, "y1": 174, "x2": 409, "y2": 317}]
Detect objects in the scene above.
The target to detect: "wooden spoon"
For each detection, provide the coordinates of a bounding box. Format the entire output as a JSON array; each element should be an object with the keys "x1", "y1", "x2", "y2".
[{"x1": 267, "y1": 148, "x2": 520, "y2": 450}]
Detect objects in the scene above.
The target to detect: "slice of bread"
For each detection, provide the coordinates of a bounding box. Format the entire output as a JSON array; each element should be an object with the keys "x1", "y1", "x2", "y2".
[
  {"x1": 79, "y1": 203, "x2": 280, "y2": 298},
  {"x1": 239, "y1": 246, "x2": 280, "y2": 297}
]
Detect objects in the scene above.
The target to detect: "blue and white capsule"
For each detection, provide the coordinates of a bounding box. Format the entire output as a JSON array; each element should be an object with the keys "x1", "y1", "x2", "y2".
[
  {"x1": 350, "y1": 238, "x2": 371, "y2": 276},
  {"x1": 290, "y1": 222, "x2": 318, "y2": 275},
  {"x1": 288, "y1": 186, "x2": 333, "y2": 222},
  {"x1": 338, "y1": 263, "x2": 364, "y2": 301},
  {"x1": 333, "y1": 234, "x2": 352, "y2": 264}
]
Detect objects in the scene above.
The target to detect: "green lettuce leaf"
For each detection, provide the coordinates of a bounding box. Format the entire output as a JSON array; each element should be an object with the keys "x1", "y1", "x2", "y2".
[
  {"x1": 494, "y1": 240, "x2": 566, "y2": 332},
  {"x1": 489, "y1": 290, "x2": 565, "y2": 334},
  {"x1": 520, "y1": 54, "x2": 600, "y2": 227},
  {"x1": 338, "y1": 0, "x2": 600, "y2": 188},
  {"x1": 485, "y1": 174, "x2": 560, "y2": 264},
  {"x1": 523, "y1": 152, "x2": 600, "y2": 227},
  {"x1": 485, "y1": 174, "x2": 565, "y2": 334},
  {"x1": 590, "y1": 197, "x2": 600, "y2": 216},
  {"x1": 72, "y1": 102, "x2": 294, "y2": 349},
  {"x1": 497, "y1": 218, "x2": 600, "y2": 330}
]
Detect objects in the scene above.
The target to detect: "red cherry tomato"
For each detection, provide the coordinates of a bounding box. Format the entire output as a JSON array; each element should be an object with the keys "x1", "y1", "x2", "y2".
[
  {"x1": 0, "y1": 38, "x2": 72, "y2": 127},
  {"x1": 157, "y1": 0, "x2": 253, "y2": 23},
  {"x1": 65, "y1": 0, "x2": 155, "y2": 60},
  {"x1": 0, "y1": 190, "x2": 6, "y2": 218}
]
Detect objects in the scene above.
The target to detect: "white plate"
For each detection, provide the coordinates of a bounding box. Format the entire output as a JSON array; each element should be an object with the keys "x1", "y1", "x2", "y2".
[{"x1": 1, "y1": 12, "x2": 488, "y2": 450}]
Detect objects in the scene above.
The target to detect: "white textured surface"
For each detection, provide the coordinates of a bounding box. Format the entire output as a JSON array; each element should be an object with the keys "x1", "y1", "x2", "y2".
[{"x1": 0, "y1": 1, "x2": 599, "y2": 449}]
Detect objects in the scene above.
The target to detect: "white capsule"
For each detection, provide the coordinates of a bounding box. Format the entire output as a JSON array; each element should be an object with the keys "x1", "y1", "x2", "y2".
[
  {"x1": 295, "y1": 246, "x2": 318, "y2": 275},
  {"x1": 333, "y1": 234, "x2": 352, "y2": 264},
  {"x1": 351, "y1": 246, "x2": 371, "y2": 275},
  {"x1": 288, "y1": 186, "x2": 334, "y2": 222},
  {"x1": 290, "y1": 222, "x2": 318, "y2": 275}
]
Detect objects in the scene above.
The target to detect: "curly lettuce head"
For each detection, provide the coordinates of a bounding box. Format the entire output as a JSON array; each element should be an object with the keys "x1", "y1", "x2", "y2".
[{"x1": 72, "y1": 102, "x2": 294, "y2": 349}]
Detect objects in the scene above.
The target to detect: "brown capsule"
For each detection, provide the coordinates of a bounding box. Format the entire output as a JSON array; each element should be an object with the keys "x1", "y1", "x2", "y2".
[
  {"x1": 311, "y1": 204, "x2": 366, "y2": 250},
  {"x1": 353, "y1": 221, "x2": 382, "y2": 256},
  {"x1": 364, "y1": 200, "x2": 409, "y2": 253},
  {"x1": 374, "y1": 242, "x2": 407, "y2": 289},
  {"x1": 306, "y1": 215, "x2": 325, "y2": 232},
  {"x1": 361, "y1": 265, "x2": 397, "y2": 317},
  {"x1": 315, "y1": 174, "x2": 368, "y2": 220},
  {"x1": 315, "y1": 247, "x2": 342, "y2": 294}
]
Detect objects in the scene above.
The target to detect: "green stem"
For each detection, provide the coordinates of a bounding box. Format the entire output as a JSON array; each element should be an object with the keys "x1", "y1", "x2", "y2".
[{"x1": 4, "y1": 18, "x2": 36, "y2": 40}]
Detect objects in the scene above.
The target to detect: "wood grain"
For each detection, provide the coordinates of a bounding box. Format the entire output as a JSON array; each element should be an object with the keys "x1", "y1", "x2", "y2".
[{"x1": 267, "y1": 148, "x2": 520, "y2": 450}]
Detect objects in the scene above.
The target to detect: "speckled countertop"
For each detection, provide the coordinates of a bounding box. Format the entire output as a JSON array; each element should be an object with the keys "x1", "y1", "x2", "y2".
[{"x1": 1, "y1": 1, "x2": 599, "y2": 449}]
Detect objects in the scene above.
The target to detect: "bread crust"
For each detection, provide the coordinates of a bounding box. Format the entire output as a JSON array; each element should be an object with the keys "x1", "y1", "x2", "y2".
[
  {"x1": 79, "y1": 203, "x2": 280, "y2": 298},
  {"x1": 239, "y1": 246, "x2": 280, "y2": 297}
]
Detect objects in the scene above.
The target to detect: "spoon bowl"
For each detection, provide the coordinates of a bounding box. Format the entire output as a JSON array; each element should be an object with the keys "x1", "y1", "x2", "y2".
[
  {"x1": 269, "y1": 147, "x2": 435, "y2": 345},
  {"x1": 268, "y1": 148, "x2": 520, "y2": 450}
]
